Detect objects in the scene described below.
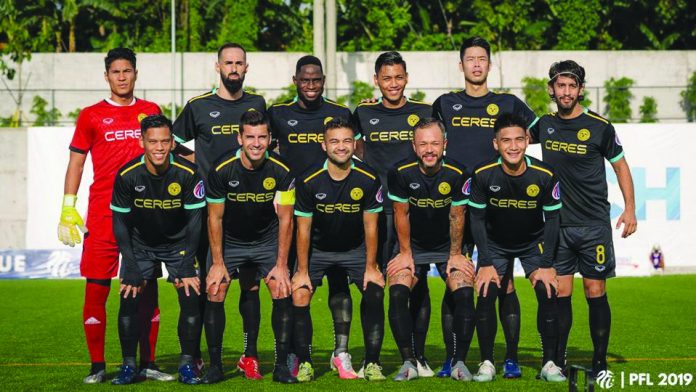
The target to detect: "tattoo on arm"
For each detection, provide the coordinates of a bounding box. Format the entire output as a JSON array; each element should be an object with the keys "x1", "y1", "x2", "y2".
[{"x1": 449, "y1": 206, "x2": 465, "y2": 255}]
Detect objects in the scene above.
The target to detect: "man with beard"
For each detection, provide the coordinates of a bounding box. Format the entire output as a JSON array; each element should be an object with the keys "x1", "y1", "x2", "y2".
[
  {"x1": 268, "y1": 56, "x2": 358, "y2": 379},
  {"x1": 530, "y1": 60, "x2": 637, "y2": 377},
  {"x1": 173, "y1": 43, "x2": 267, "y2": 380}
]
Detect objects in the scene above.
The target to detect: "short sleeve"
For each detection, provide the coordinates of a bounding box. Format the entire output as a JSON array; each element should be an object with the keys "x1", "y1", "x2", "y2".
[
  {"x1": 529, "y1": 117, "x2": 541, "y2": 143},
  {"x1": 172, "y1": 102, "x2": 197, "y2": 144},
  {"x1": 69, "y1": 109, "x2": 94, "y2": 153},
  {"x1": 541, "y1": 174, "x2": 562, "y2": 212},
  {"x1": 601, "y1": 123, "x2": 625, "y2": 163},
  {"x1": 387, "y1": 168, "x2": 408, "y2": 203},
  {"x1": 205, "y1": 167, "x2": 227, "y2": 204},
  {"x1": 184, "y1": 172, "x2": 206, "y2": 210},
  {"x1": 276, "y1": 169, "x2": 296, "y2": 206},
  {"x1": 110, "y1": 174, "x2": 132, "y2": 213},
  {"x1": 451, "y1": 169, "x2": 471, "y2": 206},
  {"x1": 514, "y1": 96, "x2": 538, "y2": 128},
  {"x1": 467, "y1": 173, "x2": 487, "y2": 210},
  {"x1": 363, "y1": 177, "x2": 383, "y2": 213},
  {"x1": 351, "y1": 109, "x2": 363, "y2": 140},
  {"x1": 432, "y1": 96, "x2": 443, "y2": 121},
  {"x1": 293, "y1": 179, "x2": 314, "y2": 217}
]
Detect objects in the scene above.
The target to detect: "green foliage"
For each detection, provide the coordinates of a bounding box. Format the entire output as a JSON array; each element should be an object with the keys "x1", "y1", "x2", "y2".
[
  {"x1": 521, "y1": 77, "x2": 550, "y2": 115},
  {"x1": 409, "y1": 90, "x2": 426, "y2": 102},
  {"x1": 639, "y1": 96, "x2": 658, "y2": 123},
  {"x1": 680, "y1": 71, "x2": 696, "y2": 122},
  {"x1": 339, "y1": 0, "x2": 412, "y2": 51},
  {"x1": 338, "y1": 80, "x2": 375, "y2": 110},
  {"x1": 67, "y1": 108, "x2": 82, "y2": 124},
  {"x1": 30, "y1": 95, "x2": 61, "y2": 126},
  {"x1": 268, "y1": 83, "x2": 297, "y2": 106},
  {"x1": 547, "y1": 0, "x2": 600, "y2": 49},
  {"x1": 160, "y1": 103, "x2": 184, "y2": 119},
  {"x1": 603, "y1": 77, "x2": 634, "y2": 123}
]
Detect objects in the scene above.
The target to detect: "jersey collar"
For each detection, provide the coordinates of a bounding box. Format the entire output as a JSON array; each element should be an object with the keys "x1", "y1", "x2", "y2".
[
  {"x1": 495, "y1": 155, "x2": 531, "y2": 166},
  {"x1": 235, "y1": 148, "x2": 270, "y2": 159},
  {"x1": 322, "y1": 158, "x2": 355, "y2": 170},
  {"x1": 139, "y1": 153, "x2": 175, "y2": 164},
  {"x1": 105, "y1": 97, "x2": 137, "y2": 106}
]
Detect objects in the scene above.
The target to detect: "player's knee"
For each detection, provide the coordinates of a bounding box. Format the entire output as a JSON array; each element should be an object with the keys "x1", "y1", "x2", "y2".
[
  {"x1": 506, "y1": 279, "x2": 515, "y2": 293},
  {"x1": 292, "y1": 287, "x2": 312, "y2": 306},
  {"x1": 207, "y1": 284, "x2": 228, "y2": 303},
  {"x1": 388, "y1": 270, "x2": 412, "y2": 287},
  {"x1": 556, "y1": 275, "x2": 574, "y2": 297},
  {"x1": 362, "y1": 282, "x2": 384, "y2": 307},
  {"x1": 583, "y1": 280, "x2": 606, "y2": 298},
  {"x1": 533, "y1": 280, "x2": 557, "y2": 300},
  {"x1": 447, "y1": 270, "x2": 472, "y2": 291}
]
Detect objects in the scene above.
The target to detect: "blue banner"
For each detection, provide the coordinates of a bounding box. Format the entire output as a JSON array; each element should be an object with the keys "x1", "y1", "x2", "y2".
[{"x1": 0, "y1": 249, "x2": 82, "y2": 279}]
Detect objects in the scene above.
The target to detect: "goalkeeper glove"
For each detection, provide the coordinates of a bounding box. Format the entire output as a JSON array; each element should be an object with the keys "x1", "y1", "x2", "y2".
[{"x1": 57, "y1": 194, "x2": 87, "y2": 247}]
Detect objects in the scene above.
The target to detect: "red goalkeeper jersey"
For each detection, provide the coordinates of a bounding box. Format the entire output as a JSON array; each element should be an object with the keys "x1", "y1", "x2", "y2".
[{"x1": 69, "y1": 98, "x2": 161, "y2": 217}]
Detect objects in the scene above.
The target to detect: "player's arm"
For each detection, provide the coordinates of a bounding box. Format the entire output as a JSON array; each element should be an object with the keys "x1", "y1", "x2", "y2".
[
  {"x1": 611, "y1": 157, "x2": 637, "y2": 238},
  {"x1": 110, "y1": 174, "x2": 141, "y2": 297},
  {"x1": 386, "y1": 201, "x2": 414, "y2": 277},
  {"x1": 293, "y1": 216, "x2": 313, "y2": 291},
  {"x1": 58, "y1": 151, "x2": 88, "y2": 246},
  {"x1": 173, "y1": 144, "x2": 195, "y2": 163},
  {"x1": 446, "y1": 204, "x2": 473, "y2": 281},
  {"x1": 265, "y1": 187, "x2": 294, "y2": 298},
  {"x1": 468, "y1": 175, "x2": 500, "y2": 295},
  {"x1": 351, "y1": 110, "x2": 365, "y2": 160},
  {"x1": 362, "y1": 210, "x2": 384, "y2": 289},
  {"x1": 206, "y1": 202, "x2": 228, "y2": 294}
]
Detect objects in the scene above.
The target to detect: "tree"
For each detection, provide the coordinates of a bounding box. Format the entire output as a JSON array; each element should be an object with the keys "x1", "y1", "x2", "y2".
[
  {"x1": 338, "y1": 0, "x2": 412, "y2": 51},
  {"x1": 639, "y1": 96, "x2": 658, "y2": 123},
  {"x1": 522, "y1": 77, "x2": 551, "y2": 115},
  {"x1": 603, "y1": 77, "x2": 634, "y2": 123},
  {"x1": 680, "y1": 71, "x2": 696, "y2": 122},
  {"x1": 546, "y1": 0, "x2": 601, "y2": 49}
]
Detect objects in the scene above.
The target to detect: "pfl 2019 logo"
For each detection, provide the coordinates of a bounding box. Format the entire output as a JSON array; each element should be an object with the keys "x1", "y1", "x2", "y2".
[{"x1": 596, "y1": 370, "x2": 615, "y2": 389}]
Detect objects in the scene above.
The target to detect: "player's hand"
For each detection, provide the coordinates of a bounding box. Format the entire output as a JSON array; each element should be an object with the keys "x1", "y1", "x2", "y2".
[
  {"x1": 386, "y1": 252, "x2": 415, "y2": 277},
  {"x1": 616, "y1": 209, "x2": 637, "y2": 238},
  {"x1": 180, "y1": 277, "x2": 201, "y2": 297},
  {"x1": 119, "y1": 280, "x2": 143, "y2": 299},
  {"x1": 475, "y1": 265, "x2": 500, "y2": 297},
  {"x1": 206, "y1": 263, "x2": 230, "y2": 296},
  {"x1": 360, "y1": 97, "x2": 379, "y2": 104},
  {"x1": 363, "y1": 265, "x2": 385, "y2": 290},
  {"x1": 531, "y1": 267, "x2": 558, "y2": 299},
  {"x1": 446, "y1": 254, "x2": 475, "y2": 282},
  {"x1": 291, "y1": 271, "x2": 312, "y2": 293},
  {"x1": 57, "y1": 194, "x2": 87, "y2": 247},
  {"x1": 265, "y1": 263, "x2": 291, "y2": 298}
]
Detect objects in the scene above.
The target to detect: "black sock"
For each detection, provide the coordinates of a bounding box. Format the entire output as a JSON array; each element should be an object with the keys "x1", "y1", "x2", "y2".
[
  {"x1": 118, "y1": 294, "x2": 141, "y2": 364},
  {"x1": 557, "y1": 296, "x2": 573, "y2": 368},
  {"x1": 195, "y1": 290, "x2": 206, "y2": 359},
  {"x1": 361, "y1": 282, "x2": 385, "y2": 364},
  {"x1": 239, "y1": 289, "x2": 260, "y2": 357},
  {"x1": 410, "y1": 276, "x2": 431, "y2": 359},
  {"x1": 389, "y1": 284, "x2": 416, "y2": 364},
  {"x1": 91, "y1": 362, "x2": 106, "y2": 374},
  {"x1": 138, "y1": 279, "x2": 158, "y2": 368},
  {"x1": 452, "y1": 287, "x2": 475, "y2": 362},
  {"x1": 327, "y1": 273, "x2": 352, "y2": 355},
  {"x1": 272, "y1": 297, "x2": 293, "y2": 366},
  {"x1": 534, "y1": 282, "x2": 559, "y2": 365},
  {"x1": 498, "y1": 289, "x2": 520, "y2": 362},
  {"x1": 292, "y1": 305, "x2": 313, "y2": 364},
  {"x1": 588, "y1": 295, "x2": 611, "y2": 372},
  {"x1": 177, "y1": 287, "x2": 201, "y2": 358},
  {"x1": 441, "y1": 290, "x2": 455, "y2": 359},
  {"x1": 204, "y1": 300, "x2": 225, "y2": 369},
  {"x1": 476, "y1": 284, "x2": 499, "y2": 362}
]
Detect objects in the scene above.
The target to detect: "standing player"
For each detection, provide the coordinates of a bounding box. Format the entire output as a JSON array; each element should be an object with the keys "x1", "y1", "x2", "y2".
[
  {"x1": 432, "y1": 36, "x2": 537, "y2": 377},
  {"x1": 386, "y1": 118, "x2": 476, "y2": 381},
  {"x1": 203, "y1": 110, "x2": 297, "y2": 384},
  {"x1": 530, "y1": 60, "x2": 637, "y2": 376},
  {"x1": 173, "y1": 43, "x2": 267, "y2": 379},
  {"x1": 352, "y1": 52, "x2": 434, "y2": 376},
  {"x1": 58, "y1": 48, "x2": 166, "y2": 383},
  {"x1": 291, "y1": 118, "x2": 386, "y2": 382},
  {"x1": 269, "y1": 56, "x2": 358, "y2": 377},
  {"x1": 469, "y1": 113, "x2": 565, "y2": 382},
  {"x1": 109, "y1": 114, "x2": 205, "y2": 385}
]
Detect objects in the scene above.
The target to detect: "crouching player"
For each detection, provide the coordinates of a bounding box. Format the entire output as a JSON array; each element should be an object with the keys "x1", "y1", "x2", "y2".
[
  {"x1": 386, "y1": 118, "x2": 476, "y2": 381},
  {"x1": 110, "y1": 114, "x2": 206, "y2": 384},
  {"x1": 469, "y1": 113, "x2": 565, "y2": 382}
]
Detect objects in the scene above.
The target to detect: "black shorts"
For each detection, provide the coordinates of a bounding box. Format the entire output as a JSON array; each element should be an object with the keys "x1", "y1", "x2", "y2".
[
  {"x1": 556, "y1": 225, "x2": 615, "y2": 279},
  {"x1": 309, "y1": 245, "x2": 366, "y2": 289},
  {"x1": 413, "y1": 262, "x2": 448, "y2": 282},
  {"x1": 208, "y1": 243, "x2": 277, "y2": 281},
  {"x1": 130, "y1": 247, "x2": 194, "y2": 282},
  {"x1": 378, "y1": 211, "x2": 397, "y2": 270},
  {"x1": 482, "y1": 241, "x2": 546, "y2": 278}
]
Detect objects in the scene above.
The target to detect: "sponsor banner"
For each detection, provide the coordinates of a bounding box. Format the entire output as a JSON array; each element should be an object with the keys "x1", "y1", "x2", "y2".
[{"x1": 0, "y1": 249, "x2": 82, "y2": 279}]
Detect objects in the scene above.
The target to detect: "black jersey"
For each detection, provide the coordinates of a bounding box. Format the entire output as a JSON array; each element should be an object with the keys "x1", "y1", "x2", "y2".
[
  {"x1": 353, "y1": 98, "x2": 432, "y2": 213},
  {"x1": 206, "y1": 149, "x2": 294, "y2": 247},
  {"x1": 173, "y1": 89, "x2": 267, "y2": 177},
  {"x1": 110, "y1": 154, "x2": 206, "y2": 250},
  {"x1": 468, "y1": 155, "x2": 561, "y2": 257},
  {"x1": 268, "y1": 97, "x2": 352, "y2": 175},
  {"x1": 387, "y1": 159, "x2": 470, "y2": 251},
  {"x1": 294, "y1": 159, "x2": 383, "y2": 252},
  {"x1": 433, "y1": 90, "x2": 536, "y2": 169},
  {"x1": 529, "y1": 108, "x2": 624, "y2": 226}
]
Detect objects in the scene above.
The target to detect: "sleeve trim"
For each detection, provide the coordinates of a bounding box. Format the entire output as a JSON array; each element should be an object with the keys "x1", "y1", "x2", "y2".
[
  {"x1": 365, "y1": 207, "x2": 383, "y2": 214},
  {"x1": 543, "y1": 203, "x2": 562, "y2": 211},
  {"x1": 387, "y1": 193, "x2": 408, "y2": 203},
  {"x1": 110, "y1": 204, "x2": 131, "y2": 213},
  {"x1": 468, "y1": 201, "x2": 486, "y2": 209},
  {"x1": 608, "y1": 151, "x2": 625, "y2": 163},
  {"x1": 294, "y1": 210, "x2": 313, "y2": 217},
  {"x1": 173, "y1": 134, "x2": 187, "y2": 144},
  {"x1": 69, "y1": 146, "x2": 88, "y2": 154},
  {"x1": 451, "y1": 199, "x2": 469, "y2": 206},
  {"x1": 184, "y1": 201, "x2": 206, "y2": 210},
  {"x1": 206, "y1": 197, "x2": 225, "y2": 204}
]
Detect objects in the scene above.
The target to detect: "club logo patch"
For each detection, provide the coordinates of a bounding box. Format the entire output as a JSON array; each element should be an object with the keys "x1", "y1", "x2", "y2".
[
  {"x1": 209, "y1": 111, "x2": 221, "y2": 118},
  {"x1": 135, "y1": 185, "x2": 145, "y2": 192},
  {"x1": 315, "y1": 193, "x2": 327, "y2": 200},
  {"x1": 376, "y1": 186, "x2": 383, "y2": 203},
  {"x1": 263, "y1": 177, "x2": 276, "y2": 190},
  {"x1": 547, "y1": 127, "x2": 555, "y2": 134},
  {"x1": 526, "y1": 184, "x2": 540, "y2": 197},
  {"x1": 452, "y1": 104, "x2": 463, "y2": 111},
  {"x1": 323, "y1": 116, "x2": 334, "y2": 125},
  {"x1": 490, "y1": 185, "x2": 501, "y2": 192},
  {"x1": 407, "y1": 114, "x2": 420, "y2": 127},
  {"x1": 369, "y1": 118, "x2": 380, "y2": 125},
  {"x1": 287, "y1": 119, "x2": 298, "y2": 126},
  {"x1": 552, "y1": 182, "x2": 561, "y2": 200},
  {"x1": 409, "y1": 183, "x2": 421, "y2": 190},
  {"x1": 577, "y1": 128, "x2": 591, "y2": 141},
  {"x1": 462, "y1": 178, "x2": 472, "y2": 196},
  {"x1": 168, "y1": 182, "x2": 181, "y2": 196},
  {"x1": 486, "y1": 103, "x2": 499, "y2": 116},
  {"x1": 438, "y1": 182, "x2": 451, "y2": 195},
  {"x1": 595, "y1": 265, "x2": 606, "y2": 272},
  {"x1": 137, "y1": 113, "x2": 148, "y2": 122},
  {"x1": 350, "y1": 187, "x2": 364, "y2": 201},
  {"x1": 102, "y1": 118, "x2": 114, "y2": 125},
  {"x1": 193, "y1": 180, "x2": 205, "y2": 199},
  {"x1": 228, "y1": 180, "x2": 239, "y2": 187}
]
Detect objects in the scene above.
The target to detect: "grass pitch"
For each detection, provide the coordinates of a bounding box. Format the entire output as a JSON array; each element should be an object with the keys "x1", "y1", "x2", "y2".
[{"x1": 1, "y1": 275, "x2": 695, "y2": 391}]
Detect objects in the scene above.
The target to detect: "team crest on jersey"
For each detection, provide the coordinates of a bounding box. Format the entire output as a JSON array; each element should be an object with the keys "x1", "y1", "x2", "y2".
[
  {"x1": 452, "y1": 104, "x2": 463, "y2": 111},
  {"x1": 615, "y1": 134, "x2": 622, "y2": 146},
  {"x1": 350, "y1": 187, "x2": 364, "y2": 201},
  {"x1": 409, "y1": 183, "x2": 421, "y2": 190},
  {"x1": 103, "y1": 118, "x2": 114, "y2": 125},
  {"x1": 577, "y1": 128, "x2": 591, "y2": 141},
  {"x1": 209, "y1": 111, "x2": 221, "y2": 118},
  {"x1": 547, "y1": 127, "x2": 555, "y2": 134},
  {"x1": 486, "y1": 103, "x2": 499, "y2": 116},
  {"x1": 552, "y1": 182, "x2": 561, "y2": 200},
  {"x1": 135, "y1": 185, "x2": 145, "y2": 192},
  {"x1": 287, "y1": 119, "x2": 298, "y2": 126},
  {"x1": 324, "y1": 116, "x2": 334, "y2": 125},
  {"x1": 376, "y1": 186, "x2": 384, "y2": 203},
  {"x1": 490, "y1": 185, "x2": 501, "y2": 192},
  {"x1": 228, "y1": 180, "x2": 239, "y2": 187},
  {"x1": 438, "y1": 182, "x2": 451, "y2": 195},
  {"x1": 407, "y1": 114, "x2": 420, "y2": 127},
  {"x1": 263, "y1": 177, "x2": 277, "y2": 190},
  {"x1": 369, "y1": 118, "x2": 380, "y2": 125},
  {"x1": 168, "y1": 182, "x2": 181, "y2": 196},
  {"x1": 137, "y1": 113, "x2": 148, "y2": 122},
  {"x1": 462, "y1": 178, "x2": 472, "y2": 196},
  {"x1": 315, "y1": 193, "x2": 327, "y2": 200},
  {"x1": 526, "y1": 184, "x2": 540, "y2": 197},
  {"x1": 193, "y1": 181, "x2": 205, "y2": 199}
]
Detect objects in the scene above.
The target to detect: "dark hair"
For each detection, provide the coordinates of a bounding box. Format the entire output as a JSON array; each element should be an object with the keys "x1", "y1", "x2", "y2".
[
  {"x1": 296, "y1": 55, "x2": 323, "y2": 74},
  {"x1": 375, "y1": 51, "x2": 406, "y2": 74},
  {"x1": 413, "y1": 117, "x2": 446, "y2": 137},
  {"x1": 459, "y1": 36, "x2": 491, "y2": 61},
  {"x1": 140, "y1": 114, "x2": 172, "y2": 135},
  {"x1": 239, "y1": 109, "x2": 270, "y2": 134},
  {"x1": 323, "y1": 116, "x2": 354, "y2": 135},
  {"x1": 105, "y1": 48, "x2": 136, "y2": 71},
  {"x1": 548, "y1": 60, "x2": 586, "y2": 86},
  {"x1": 493, "y1": 113, "x2": 527, "y2": 135},
  {"x1": 217, "y1": 42, "x2": 247, "y2": 60}
]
